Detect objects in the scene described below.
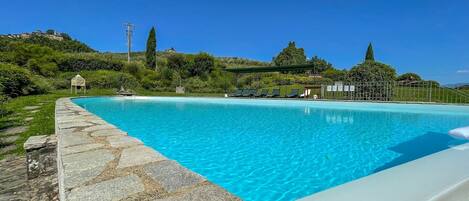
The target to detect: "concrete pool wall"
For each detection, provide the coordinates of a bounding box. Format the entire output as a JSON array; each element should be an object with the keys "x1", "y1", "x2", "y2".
[
  {"x1": 55, "y1": 98, "x2": 239, "y2": 201},
  {"x1": 298, "y1": 143, "x2": 469, "y2": 201}
]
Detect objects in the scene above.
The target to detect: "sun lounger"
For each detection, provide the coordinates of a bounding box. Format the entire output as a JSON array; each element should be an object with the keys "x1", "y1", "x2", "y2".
[
  {"x1": 229, "y1": 89, "x2": 243, "y2": 97},
  {"x1": 266, "y1": 89, "x2": 280, "y2": 98},
  {"x1": 255, "y1": 89, "x2": 269, "y2": 97},
  {"x1": 287, "y1": 89, "x2": 299, "y2": 98},
  {"x1": 242, "y1": 89, "x2": 253, "y2": 97}
]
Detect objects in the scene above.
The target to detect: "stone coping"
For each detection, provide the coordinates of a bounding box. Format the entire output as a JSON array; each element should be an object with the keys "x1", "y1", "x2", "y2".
[
  {"x1": 55, "y1": 98, "x2": 240, "y2": 201},
  {"x1": 299, "y1": 143, "x2": 469, "y2": 201}
]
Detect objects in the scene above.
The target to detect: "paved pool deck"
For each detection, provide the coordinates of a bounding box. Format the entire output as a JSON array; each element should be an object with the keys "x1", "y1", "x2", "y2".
[{"x1": 55, "y1": 98, "x2": 240, "y2": 201}]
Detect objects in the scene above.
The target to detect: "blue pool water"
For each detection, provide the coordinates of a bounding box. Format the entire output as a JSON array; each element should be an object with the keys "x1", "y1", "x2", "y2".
[{"x1": 73, "y1": 97, "x2": 469, "y2": 201}]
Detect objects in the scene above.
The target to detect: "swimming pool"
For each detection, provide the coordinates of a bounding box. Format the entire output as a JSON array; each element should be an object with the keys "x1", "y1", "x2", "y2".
[{"x1": 72, "y1": 97, "x2": 469, "y2": 201}]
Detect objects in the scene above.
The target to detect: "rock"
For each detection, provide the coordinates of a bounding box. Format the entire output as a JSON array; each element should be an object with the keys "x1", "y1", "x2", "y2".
[
  {"x1": 107, "y1": 136, "x2": 142, "y2": 148},
  {"x1": 24, "y1": 117, "x2": 34, "y2": 122},
  {"x1": 62, "y1": 143, "x2": 105, "y2": 156},
  {"x1": 60, "y1": 132, "x2": 93, "y2": 148},
  {"x1": 66, "y1": 174, "x2": 144, "y2": 201},
  {"x1": 144, "y1": 160, "x2": 206, "y2": 193},
  {"x1": 117, "y1": 145, "x2": 167, "y2": 169},
  {"x1": 62, "y1": 149, "x2": 114, "y2": 189},
  {"x1": 90, "y1": 129, "x2": 126, "y2": 137},
  {"x1": 0, "y1": 135, "x2": 19, "y2": 145},
  {"x1": 82, "y1": 124, "x2": 116, "y2": 132},
  {"x1": 0, "y1": 144, "x2": 17, "y2": 155},
  {"x1": 155, "y1": 185, "x2": 240, "y2": 201},
  {"x1": 58, "y1": 122, "x2": 94, "y2": 130},
  {"x1": 24, "y1": 135, "x2": 57, "y2": 150},
  {"x1": 0, "y1": 126, "x2": 28, "y2": 136},
  {"x1": 23, "y1": 106, "x2": 40, "y2": 110}
]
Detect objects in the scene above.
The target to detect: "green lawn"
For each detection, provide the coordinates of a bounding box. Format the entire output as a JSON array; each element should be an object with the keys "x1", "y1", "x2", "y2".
[{"x1": 0, "y1": 89, "x2": 222, "y2": 159}]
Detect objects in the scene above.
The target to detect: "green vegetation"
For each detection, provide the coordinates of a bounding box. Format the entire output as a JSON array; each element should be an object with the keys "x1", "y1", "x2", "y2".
[
  {"x1": 0, "y1": 30, "x2": 94, "y2": 53},
  {"x1": 273, "y1": 41, "x2": 307, "y2": 66},
  {"x1": 365, "y1": 43, "x2": 374, "y2": 61},
  {"x1": 145, "y1": 27, "x2": 157, "y2": 69},
  {"x1": 0, "y1": 89, "x2": 223, "y2": 159}
]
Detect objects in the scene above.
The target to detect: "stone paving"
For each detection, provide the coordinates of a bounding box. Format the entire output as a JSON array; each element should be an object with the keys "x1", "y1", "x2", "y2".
[{"x1": 56, "y1": 98, "x2": 240, "y2": 201}]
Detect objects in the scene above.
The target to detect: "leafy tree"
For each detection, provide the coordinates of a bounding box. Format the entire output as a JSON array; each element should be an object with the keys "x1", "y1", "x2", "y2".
[
  {"x1": 46, "y1": 29, "x2": 55, "y2": 35},
  {"x1": 348, "y1": 61, "x2": 396, "y2": 100},
  {"x1": 397, "y1": 73, "x2": 422, "y2": 82},
  {"x1": 145, "y1": 27, "x2": 157, "y2": 69},
  {"x1": 167, "y1": 53, "x2": 187, "y2": 74},
  {"x1": 188, "y1": 52, "x2": 215, "y2": 76},
  {"x1": 0, "y1": 62, "x2": 46, "y2": 98},
  {"x1": 273, "y1": 41, "x2": 307, "y2": 66},
  {"x1": 321, "y1": 68, "x2": 347, "y2": 81},
  {"x1": 365, "y1": 43, "x2": 375, "y2": 61},
  {"x1": 309, "y1": 56, "x2": 333, "y2": 74}
]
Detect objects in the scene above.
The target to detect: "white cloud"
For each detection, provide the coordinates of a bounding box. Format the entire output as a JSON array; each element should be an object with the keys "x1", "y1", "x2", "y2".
[{"x1": 456, "y1": 69, "x2": 469, "y2": 73}]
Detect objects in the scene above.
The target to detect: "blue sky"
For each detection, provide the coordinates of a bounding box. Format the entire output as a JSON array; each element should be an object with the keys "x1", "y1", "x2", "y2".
[{"x1": 1, "y1": 0, "x2": 468, "y2": 84}]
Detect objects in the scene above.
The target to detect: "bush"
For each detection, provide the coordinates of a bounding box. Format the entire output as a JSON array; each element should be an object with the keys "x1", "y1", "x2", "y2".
[
  {"x1": 0, "y1": 62, "x2": 47, "y2": 98},
  {"x1": 185, "y1": 77, "x2": 211, "y2": 93},
  {"x1": 123, "y1": 62, "x2": 144, "y2": 79},
  {"x1": 58, "y1": 55, "x2": 124, "y2": 72},
  {"x1": 397, "y1": 73, "x2": 422, "y2": 82},
  {"x1": 3, "y1": 42, "x2": 61, "y2": 67},
  {"x1": 348, "y1": 61, "x2": 397, "y2": 100},
  {"x1": 188, "y1": 52, "x2": 215, "y2": 76},
  {"x1": 58, "y1": 70, "x2": 139, "y2": 89},
  {"x1": 27, "y1": 58, "x2": 58, "y2": 77},
  {"x1": 321, "y1": 68, "x2": 347, "y2": 81}
]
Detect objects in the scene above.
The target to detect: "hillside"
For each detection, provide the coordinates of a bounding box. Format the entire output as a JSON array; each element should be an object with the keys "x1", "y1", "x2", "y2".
[{"x1": 0, "y1": 30, "x2": 95, "y2": 53}]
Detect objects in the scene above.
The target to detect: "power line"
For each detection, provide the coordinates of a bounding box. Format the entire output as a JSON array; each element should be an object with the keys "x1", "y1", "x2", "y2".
[{"x1": 124, "y1": 23, "x2": 135, "y2": 63}]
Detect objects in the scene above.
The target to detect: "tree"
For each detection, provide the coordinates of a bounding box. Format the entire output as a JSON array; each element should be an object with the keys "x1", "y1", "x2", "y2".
[
  {"x1": 365, "y1": 43, "x2": 375, "y2": 61},
  {"x1": 167, "y1": 54, "x2": 186, "y2": 73},
  {"x1": 145, "y1": 27, "x2": 157, "y2": 69},
  {"x1": 348, "y1": 61, "x2": 397, "y2": 100},
  {"x1": 188, "y1": 52, "x2": 215, "y2": 76},
  {"x1": 273, "y1": 41, "x2": 307, "y2": 66},
  {"x1": 309, "y1": 56, "x2": 333, "y2": 74},
  {"x1": 321, "y1": 68, "x2": 347, "y2": 81},
  {"x1": 46, "y1": 29, "x2": 55, "y2": 35},
  {"x1": 397, "y1": 73, "x2": 422, "y2": 82}
]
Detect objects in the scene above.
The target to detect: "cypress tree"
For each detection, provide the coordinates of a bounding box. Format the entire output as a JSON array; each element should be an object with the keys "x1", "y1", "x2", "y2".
[
  {"x1": 365, "y1": 43, "x2": 374, "y2": 61},
  {"x1": 145, "y1": 27, "x2": 157, "y2": 69}
]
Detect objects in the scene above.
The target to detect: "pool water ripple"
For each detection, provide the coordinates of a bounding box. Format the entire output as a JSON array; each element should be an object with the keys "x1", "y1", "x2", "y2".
[{"x1": 73, "y1": 97, "x2": 469, "y2": 201}]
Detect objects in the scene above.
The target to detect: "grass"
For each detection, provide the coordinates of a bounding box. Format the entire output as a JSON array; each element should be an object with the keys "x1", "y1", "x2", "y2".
[{"x1": 0, "y1": 88, "x2": 222, "y2": 159}]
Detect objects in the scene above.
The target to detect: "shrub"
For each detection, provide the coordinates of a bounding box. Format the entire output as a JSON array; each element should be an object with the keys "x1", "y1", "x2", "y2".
[
  {"x1": 26, "y1": 58, "x2": 58, "y2": 77},
  {"x1": 188, "y1": 52, "x2": 215, "y2": 76},
  {"x1": 348, "y1": 61, "x2": 397, "y2": 100},
  {"x1": 397, "y1": 73, "x2": 422, "y2": 82},
  {"x1": 321, "y1": 68, "x2": 347, "y2": 81},
  {"x1": 123, "y1": 62, "x2": 144, "y2": 79},
  {"x1": 58, "y1": 70, "x2": 139, "y2": 89},
  {"x1": 0, "y1": 62, "x2": 46, "y2": 98},
  {"x1": 58, "y1": 55, "x2": 124, "y2": 72}
]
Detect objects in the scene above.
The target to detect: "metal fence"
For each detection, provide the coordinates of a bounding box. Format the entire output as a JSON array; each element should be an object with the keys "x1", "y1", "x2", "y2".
[{"x1": 319, "y1": 81, "x2": 469, "y2": 105}]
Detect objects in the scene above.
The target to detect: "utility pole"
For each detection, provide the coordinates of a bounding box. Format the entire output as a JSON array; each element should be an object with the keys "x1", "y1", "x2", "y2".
[{"x1": 124, "y1": 23, "x2": 135, "y2": 63}]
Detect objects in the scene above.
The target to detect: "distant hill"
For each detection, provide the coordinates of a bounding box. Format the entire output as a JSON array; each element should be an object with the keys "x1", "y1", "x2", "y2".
[
  {"x1": 0, "y1": 30, "x2": 95, "y2": 53},
  {"x1": 98, "y1": 51, "x2": 269, "y2": 67},
  {"x1": 444, "y1": 82, "x2": 469, "y2": 88}
]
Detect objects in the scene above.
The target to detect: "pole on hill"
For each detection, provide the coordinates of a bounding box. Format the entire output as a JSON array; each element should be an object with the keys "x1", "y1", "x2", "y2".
[{"x1": 124, "y1": 23, "x2": 135, "y2": 63}]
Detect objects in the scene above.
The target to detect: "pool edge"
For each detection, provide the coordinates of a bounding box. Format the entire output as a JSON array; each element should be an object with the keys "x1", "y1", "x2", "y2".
[
  {"x1": 55, "y1": 97, "x2": 240, "y2": 200},
  {"x1": 298, "y1": 143, "x2": 469, "y2": 201}
]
